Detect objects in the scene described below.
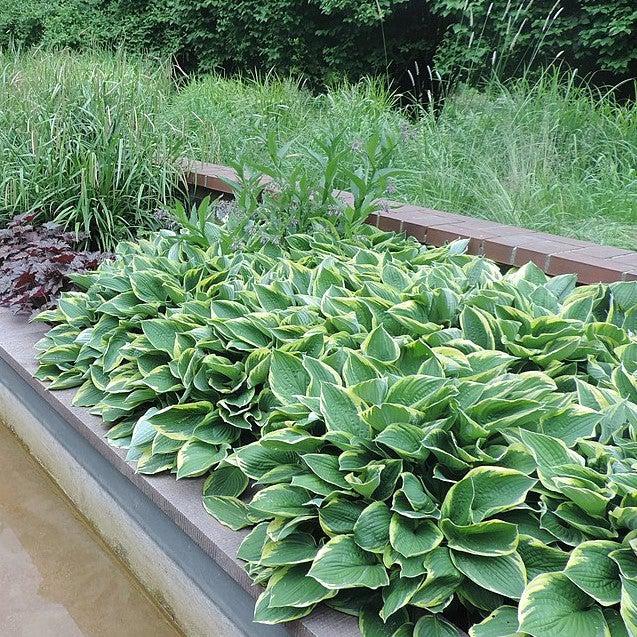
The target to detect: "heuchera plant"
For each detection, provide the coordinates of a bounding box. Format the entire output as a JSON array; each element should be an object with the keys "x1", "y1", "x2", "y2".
[{"x1": 0, "y1": 213, "x2": 105, "y2": 314}]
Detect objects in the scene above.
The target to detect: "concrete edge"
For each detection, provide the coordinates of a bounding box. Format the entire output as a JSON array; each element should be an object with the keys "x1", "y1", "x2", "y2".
[
  {"x1": 183, "y1": 160, "x2": 637, "y2": 284},
  {"x1": 0, "y1": 309, "x2": 360, "y2": 637}
]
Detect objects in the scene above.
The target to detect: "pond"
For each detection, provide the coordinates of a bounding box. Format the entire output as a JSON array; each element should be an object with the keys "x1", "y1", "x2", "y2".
[{"x1": 0, "y1": 422, "x2": 182, "y2": 637}]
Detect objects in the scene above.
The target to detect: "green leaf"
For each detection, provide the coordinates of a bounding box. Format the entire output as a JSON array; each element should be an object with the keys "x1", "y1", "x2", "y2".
[
  {"x1": 253, "y1": 589, "x2": 313, "y2": 624},
  {"x1": 202, "y1": 465, "x2": 249, "y2": 497},
  {"x1": 260, "y1": 533, "x2": 318, "y2": 567},
  {"x1": 302, "y1": 453, "x2": 349, "y2": 488},
  {"x1": 269, "y1": 350, "x2": 310, "y2": 404},
  {"x1": 237, "y1": 522, "x2": 269, "y2": 563},
  {"x1": 451, "y1": 551, "x2": 527, "y2": 599},
  {"x1": 519, "y1": 572, "x2": 609, "y2": 637},
  {"x1": 461, "y1": 306, "x2": 496, "y2": 350},
  {"x1": 389, "y1": 515, "x2": 443, "y2": 558},
  {"x1": 320, "y1": 382, "x2": 371, "y2": 438},
  {"x1": 250, "y1": 485, "x2": 311, "y2": 518},
  {"x1": 361, "y1": 325, "x2": 400, "y2": 363},
  {"x1": 441, "y1": 466, "x2": 537, "y2": 524},
  {"x1": 380, "y1": 574, "x2": 423, "y2": 621},
  {"x1": 308, "y1": 535, "x2": 389, "y2": 590},
  {"x1": 354, "y1": 501, "x2": 392, "y2": 553},
  {"x1": 410, "y1": 547, "x2": 462, "y2": 608},
  {"x1": 147, "y1": 402, "x2": 213, "y2": 440},
  {"x1": 319, "y1": 497, "x2": 366, "y2": 535},
  {"x1": 176, "y1": 440, "x2": 224, "y2": 479},
  {"x1": 564, "y1": 541, "x2": 622, "y2": 606},
  {"x1": 203, "y1": 496, "x2": 253, "y2": 531},
  {"x1": 267, "y1": 564, "x2": 337, "y2": 608},
  {"x1": 441, "y1": 519, "x2": 519, "y2": 556},
  {"x1": 414, "y1": 615, "x2": 460, "y2": 637},
  {"x1": 141, "y1": 319, "x2": 183, "y2": 354},
  {"x1": 620, "y1": 578, "x2": 637, "y2": 636},
  {"x1": 470, "y1": 606, "x2": 523, "y2": 637}
]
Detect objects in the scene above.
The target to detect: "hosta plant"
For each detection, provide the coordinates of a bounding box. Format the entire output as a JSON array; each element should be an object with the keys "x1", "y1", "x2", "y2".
[{"x1": 34, "y1": 217, "x2": 637, "y2": 637}]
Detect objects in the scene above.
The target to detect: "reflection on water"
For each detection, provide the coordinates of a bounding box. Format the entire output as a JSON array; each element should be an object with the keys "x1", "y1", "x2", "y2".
[{"x1": 0, "y1": 424, "x2": 181, "y2": 637}]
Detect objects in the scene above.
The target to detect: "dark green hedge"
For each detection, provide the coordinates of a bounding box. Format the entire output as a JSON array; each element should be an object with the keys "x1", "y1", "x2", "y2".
[{"x1": 0, "y1": 0, "x2": 634, "y2": 86}]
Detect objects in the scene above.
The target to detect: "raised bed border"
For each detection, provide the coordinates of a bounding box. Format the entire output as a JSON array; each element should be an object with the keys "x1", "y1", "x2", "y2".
[
  {"x1": 0, "y1": 310, "x2": 360, "y2": 637},
  {"x1": 185, "y1": 160, "x2": 637, "y2": 284}
]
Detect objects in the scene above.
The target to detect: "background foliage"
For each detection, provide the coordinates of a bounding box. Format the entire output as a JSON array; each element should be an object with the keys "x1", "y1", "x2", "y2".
[
  {"x1": 0, "y1": 48, "x2": 187, "y2": 250},
  {"x1": 0, "y1": 0, "x2": 634, "y2": 87}
]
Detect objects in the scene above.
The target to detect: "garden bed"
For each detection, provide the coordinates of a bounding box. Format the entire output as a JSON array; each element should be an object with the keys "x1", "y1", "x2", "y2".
[{"x1": 0, "y1": 309, "x2": 359, "y2": 637}]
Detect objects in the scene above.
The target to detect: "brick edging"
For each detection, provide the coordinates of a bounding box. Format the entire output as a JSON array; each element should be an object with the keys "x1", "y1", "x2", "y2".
[{"x1": 184, "y1": 160, "x2": 637, "y2": 284}]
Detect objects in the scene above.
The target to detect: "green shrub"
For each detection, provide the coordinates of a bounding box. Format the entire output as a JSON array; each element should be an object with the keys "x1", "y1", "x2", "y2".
[
  {"x1": 0, "y1": 48, "x2": 188, "y2": 250},
  {"x1": 0, "y1": 0, "x2": 440, "y2": 86},
  {"x1": 432, "y1": 0, "x2": 637, "y2": 84},
  {"x1": 2, "y1": 0, "x2": 634, "y2": 87},
  {"x1": 34, "y1": 183, "x2": 637, "y2": 635}
]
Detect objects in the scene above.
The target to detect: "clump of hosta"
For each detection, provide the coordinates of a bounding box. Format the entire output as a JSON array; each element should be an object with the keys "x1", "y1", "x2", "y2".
[{"x1": 35, "y1": 218, "x2": 637, "y2": 637}]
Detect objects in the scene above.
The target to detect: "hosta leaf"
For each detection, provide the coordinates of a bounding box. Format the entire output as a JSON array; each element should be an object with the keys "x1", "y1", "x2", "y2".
[
  {"x1": 451, "y1": 551, "x2": 526, "y2": 599},
  {"x1": 540, "y1": 404, "x2": 601, "y2": 446},
  {"x1": 470, "y1": 606, "x2": 523, "y2": 637},
  {"x1": 441, "y1": 519, "x2": 519, "y2": 556},
  {"x1": 519, "y1": 572, "x2": 609, "y2": 637},
  {"x1": 250, "y1": 485, "x2": 311, "y2": 518},
  {"x1": 320, "y1": 382, "x2": 371, "y2": 438},
  {"x1": 267, "y1": 564, "x2": 337, "y2": 608},
  {"x1": 203, "y1": 496, "x2": 253, "y2": 531},
  {"x1": 176, "y1": 440, "x2": 225, "y2": 479},
  {"x1": 380, "y1": 574, "x2": 423, "y2": 621},
  {"x1": 410, "y1": 547, "x2": 462, "y2": 608},
  {"x1": 319, "y1": 498, "x2": 367, "y2": 536},
  {"x1": 231, "y1": 443, "x2": 298, "y2": 480},
  {"x1": 301, "y1": 453, "x2": 349, "y2": 488},
  {"x1": 202, "y1": 465, "x2": 249, "y2": 497},
  {"x1": 269, "y1": 350, "x2": 310, "y2": 404},
  {"x1": 620, "y1": 578, "x2": 637, "y2": 636},
  {"x1": 140, "y1": 364, "x2": 182, "y2": 393},
  {"x1": 141, "y1": 319, "x2": 184, "y2": 354},
  {"x1": 259, "y1": 533, "x2": 318, "y2": 566},
  {"x1": 237, "y1": 522, "x2": 269, "y2": 563},
  {"x1": 354, "y1": 501, "x2": 392, "y2": 553},
  {"x1": 359, "y1": 605, "x2": 409, "y2": 637},
  {"x1": 413, "y1": 615, "x2": 460, "y2": 637},
  {"x1": 361, "y1": 325, "x2": 400, "y2": 363},
  {"x1": 146, "y1": 402, "x2": 213, "y2": 440},
  {"x1": 461, "y1": 305, "x2": 496, "y2": 350},
  {"x1": 604, "y1": 609, "x2": 629, "y2": 637},
  {"x1": 308, "y1": 535, "x2": 389, "y2": 590},
  {"x1": 517, "y1": 536, "x2": 569, "y2": 580},
  {"x1": 441, "y1": 466, "x2": 537, "y2": 525},
  {"x1": 389, "y1": 515, "x2": 443, "y2": 558},
  {"x1": 564, "y1": 541, "x2": 622, "y2": 606},
  {"x1": 253, "y1": 589, "x2": 314, "y2": 624}
]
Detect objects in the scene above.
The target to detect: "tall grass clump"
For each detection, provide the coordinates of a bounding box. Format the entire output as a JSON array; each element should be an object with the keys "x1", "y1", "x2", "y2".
[
  {"x1": 170, "y1": 71, "x2": 636, "y2": 249},
  {"x1": 0, "y1": 48, "x2": 188, "y2": 250}
]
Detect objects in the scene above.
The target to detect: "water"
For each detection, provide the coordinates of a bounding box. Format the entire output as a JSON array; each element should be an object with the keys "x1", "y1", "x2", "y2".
[{"x1": 0, "y1": 424, "x2": 182, "y2": 637}]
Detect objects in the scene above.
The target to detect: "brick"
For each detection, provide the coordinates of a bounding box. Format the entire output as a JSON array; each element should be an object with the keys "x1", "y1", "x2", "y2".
[
  {"x1": 480, "y1": 232, "x2": 580, "y2": 268},
  {"x1": 377, "y1": 215, "x2": 402, "y2": 232},
  {"x1": 609, "y1": 253, "x2": 637, "y2": 268},
  {"x1": 515, "y1": 239, "x2": 582, "y2": 269},
  {"x1": 481, "y1": 239, "x2": 517, "y2": 264},
  {"x1": 563, "y1": 245, "x2": 636, "y2": 260},
  {"x1": 548, "y1": 253, "x2": 625, "y2": 283},
  {"x1": 366, "y1": 213, "x2": 380, "y2": 228}
]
